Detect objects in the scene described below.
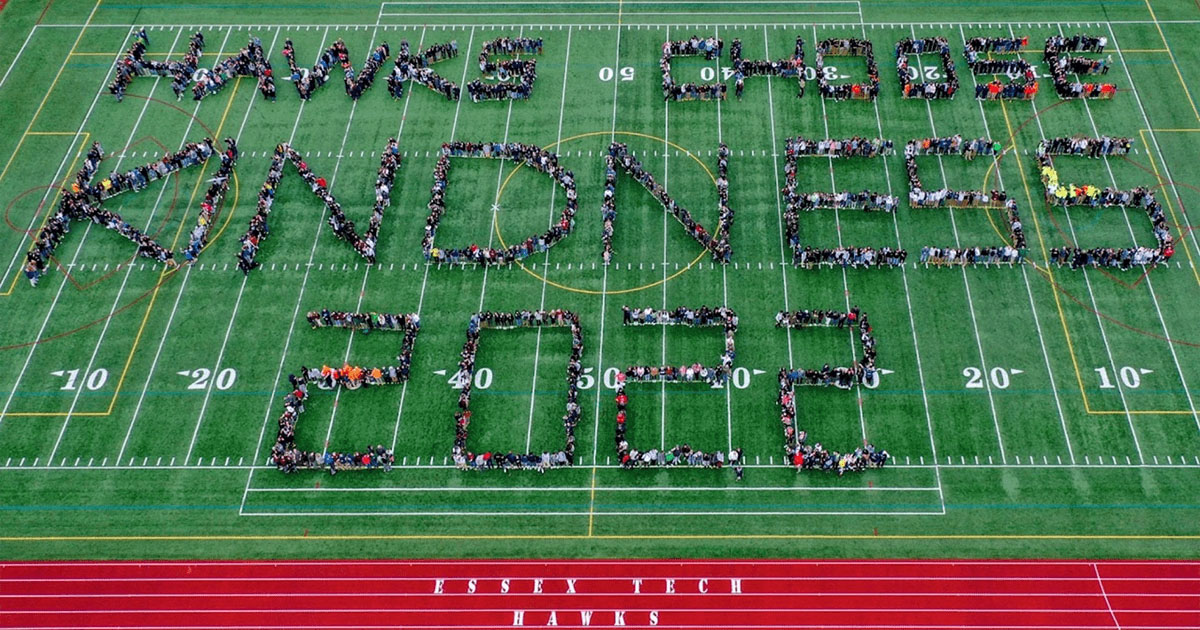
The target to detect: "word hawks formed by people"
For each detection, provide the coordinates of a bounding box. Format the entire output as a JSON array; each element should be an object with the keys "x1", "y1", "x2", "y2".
[
  {"x1": 275, "y1": 304, "x2": 886, "y2": 477},
  {"x1": 103, "y1": 30, "x2": 1118, "y2": 104}
]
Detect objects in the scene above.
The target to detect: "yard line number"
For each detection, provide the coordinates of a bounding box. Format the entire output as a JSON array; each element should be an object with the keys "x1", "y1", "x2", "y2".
[
  {"x1": 963, "y1": 366, "x2": 1023, "y2": 389},
  {"x1": 1094, "y1": 366, "x2": 1150, "y2": 389},
  {"x1": 51, "y1": 368, "x2": 108, "y2": 391},
  {"x1": 177, "y1": 368, "x2": 238, "y2": 391}
]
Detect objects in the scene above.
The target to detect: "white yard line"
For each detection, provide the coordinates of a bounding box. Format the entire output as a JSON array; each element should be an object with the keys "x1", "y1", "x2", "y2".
[
  {"x1": 956, "y1": 24, "x2": 1074, "y2": 463},
  {"x1": 388, "y1": 25, "x2": 467, "y2": 453},
  {"x1": 115, "y1": 27, "x2": 284, "y2": 465},
  {"x1": 584, "y1": 18, "x2": 624, "y2": 525},
  {"x1": 850, "y1": 22, "x2": 945, "y2": 511},
  {"x1": 908, "y1": 24, "x2": 1005, "y2": 463},
  {"x1": 524, "y1": 26, "x2": 573, "y2": 452},
  {"x1": 312, "y1": 20, "x2": 393, "y2": 455},
  {"x1": 809, "y1": 23, "x2": 870, "y2": 443},
  {"x1": 660, "y1": 24, "x2": 670, "y2": 452},
  {"x1": 762, "y1": 25, "x2": 795, "y2": 374},
  {"x1": 713, "y1": 25, "x2": 733, "y2": 453}
]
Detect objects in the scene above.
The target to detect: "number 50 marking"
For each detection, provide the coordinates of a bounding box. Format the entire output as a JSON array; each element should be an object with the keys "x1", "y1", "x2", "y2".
[{"x1": 598, "y1": 66, "x2": 635, "y2": 82}]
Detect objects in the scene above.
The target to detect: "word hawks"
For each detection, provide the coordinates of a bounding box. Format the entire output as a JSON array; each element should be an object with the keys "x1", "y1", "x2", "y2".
[{"x1": 430, "y1": 577, "x2": 744, "y2": 627}]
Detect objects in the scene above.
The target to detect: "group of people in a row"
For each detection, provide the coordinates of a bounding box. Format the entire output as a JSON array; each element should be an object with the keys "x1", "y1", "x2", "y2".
[
  {"x1": 903, "y1": 136, "x2": 1028, "y2": 254},
  {"x1": 964, "y1": 36, "x2": 1038, "y2": 100},
  {"x1": 237, "y1": 139, "x2": 398, "y2": 274},
  {"x1": 452, "y1": 310, "x2": 583, "y2": 472},
  {"x1": 1044, "y1": 34, "x2": 1116, "y2": 99},
  {"x1": 466, "y1": 37, "x2": 542, "y2": 102},
  {"x1": 423, "y1": 141, "x2": 576, "y2": 266},
  {"x1": 794, "y1": 246, "x2": 909, "y2": 269},
  {"x1": 192, "y1": 37, "x2": 276, "y2": 101},
  {"x1": 729, "y1": 36, "x2": 807, "y2": 99},
  {"x1": 775, "y1": 308, "x2": 889, "y2": 474},
  {"x1": 24, "y1": 137, "x2": 238, "y2": 285},
  {"x1": 282, "y1": 38, "x2": 391, "y2": 100},
  {"x1": 619, "y1": 305, "x2": 738, "y2": 385},
  {"x1": 661, "y1": 36, "x2": 727, "y2": 101},
  {"x1": 1036, "y1": 137, "x2": 1174, "y2": 269},
  {"x1": 109, "y1": 29, "x2": 205, "y2": 102},
  {"x1": 618, "y1": 440, "x2": 746, "y2": 471},
  {"x1": 815, "y1": 38, "x2": 880, "y2": 100},
  {"x1": 602, "y1": 142, "x2": 731, "y2": 264},
  {"x1": 388, "y1": 39, "x2": 460, "y2": 101},
  {"x1": 896, "y1": 37, "x2": 959, "y2": 100}
]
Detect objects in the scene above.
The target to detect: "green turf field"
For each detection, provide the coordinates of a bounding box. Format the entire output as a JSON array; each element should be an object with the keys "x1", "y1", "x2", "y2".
[{"x1": 1, "y1": 0, "x2": 1199, "y2": 560}]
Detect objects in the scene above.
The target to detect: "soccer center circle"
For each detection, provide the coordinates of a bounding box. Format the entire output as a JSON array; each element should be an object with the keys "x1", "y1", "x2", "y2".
[{"x1": 492, "y1": 130, "x2": 716, "y2": 295}]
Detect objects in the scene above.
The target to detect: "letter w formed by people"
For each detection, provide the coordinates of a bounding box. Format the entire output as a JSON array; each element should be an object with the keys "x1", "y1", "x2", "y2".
[{"x1": 236, "y1": 139, "x2": 400, "y2": 274}]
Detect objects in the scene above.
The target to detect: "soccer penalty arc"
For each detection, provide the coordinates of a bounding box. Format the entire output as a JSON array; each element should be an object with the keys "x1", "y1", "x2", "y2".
[{"x1": 28, "y1": 29, "x2": 1154, "y2": 475}]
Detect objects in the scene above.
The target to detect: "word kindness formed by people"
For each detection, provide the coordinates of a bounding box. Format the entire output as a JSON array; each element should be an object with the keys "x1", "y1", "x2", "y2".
[{"x1": 29, "y1": 30, "x2": 1155, "y2": 476}]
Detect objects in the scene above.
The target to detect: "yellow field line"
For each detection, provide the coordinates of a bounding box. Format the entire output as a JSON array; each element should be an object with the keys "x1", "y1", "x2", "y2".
[
  {"x1": 1143, "y1": 0, "x2": 1200, "y2": 122},
  {"x1": 996, "y1": 99, "x2": 1096, "y2": 414},
  {"x1": 0, "y1": 0, "x2": 103, "y2": 187},
  {"x1": 1117, "y1": 48, "x2": 1170, "y2": 53},
  {"x1": 24, "y1": 131, "x2": 86, "y2": 136},
  {"x1": 1, "y1": 534, "x2": 1196, "y2": 542},
  {"x1": 102, "y1": 79, "x2": 245, "y2": 418},
  {"x1": 587, "y1": 468, "x2": 598, "y2": 537}
]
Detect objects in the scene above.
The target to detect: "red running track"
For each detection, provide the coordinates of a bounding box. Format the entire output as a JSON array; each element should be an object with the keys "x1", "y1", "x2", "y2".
[{"x1": 0, "y1": 559, "x2": 1197, "y2": 629}]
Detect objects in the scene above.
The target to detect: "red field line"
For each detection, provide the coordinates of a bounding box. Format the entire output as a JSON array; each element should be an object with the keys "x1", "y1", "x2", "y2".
[{"x1": 0, "y1": 560, "x2": 1195, "y2": 630}]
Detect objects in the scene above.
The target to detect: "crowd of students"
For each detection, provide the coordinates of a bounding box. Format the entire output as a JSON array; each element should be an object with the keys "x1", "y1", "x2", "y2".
[
  {"x1": 109, "y1": 30, "x2": 205, "y2": 102},
  {"x1": 388, "y1": 39, "x2": 460, "y2": 101},
  {"x1": 964, "y1": 36, "x2": 1038, "y2": 100},
  {"x1": 24, "y1": 137, "x2": 238, "y2": 285},
  {"x1": 729, "y1": 36, "x2": 806, "y2": 99},
  {"x1": 464, "y1": 37, "x2": 541, "y2": 102},
  {"x1": 1044, "y1": 34, "x2": 1116, "y2": 99},
  {"x1": 452, "y1": 310, "x2": 582, "y2": 472},
  {"x1": 661, "y1": 36, "x2": 727, "y2": 101},
  {"x1": 896, "y1": 37, "x2": 958, "y2": 99},
  {"x1": 781, "y1": 137, "x2": 906, "y2": 268},
  {"x1": 602, "y1": 142, "x2": 732, "y2": 264},
  {"x1": 1037, "y1": 137, "x2": 1174, "y2": 269},
  {"x1": 182, "y1": 138, "x2": 238, "y2": 262},
  {"x1": 815, "y1": 38, "x2": 879, "y2": 100},
  {"x1": 903, "y1": 136, "x2": 1027, "y2": 264},
  {"x1": 775, "y1": 308, "x2": 889, "y2": 475},
  {"x1": 271, "y1": 309, "x2": 417, "y2": 473},
  {"x1": 423, "y1": 141, "x2": 576, "y2": 266},
  {"x1": 192, "y1": 37, "x2": 275, "y2": 101},
  {"x1": 238, "y1": 139, "x2": 399, "y2": 274},
  {"x1": 282, "y1": 38, "x2": 390, "y2": 100},
  {"x1": 614, "y1": 306, "x2": 739, "y2": 469}
]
